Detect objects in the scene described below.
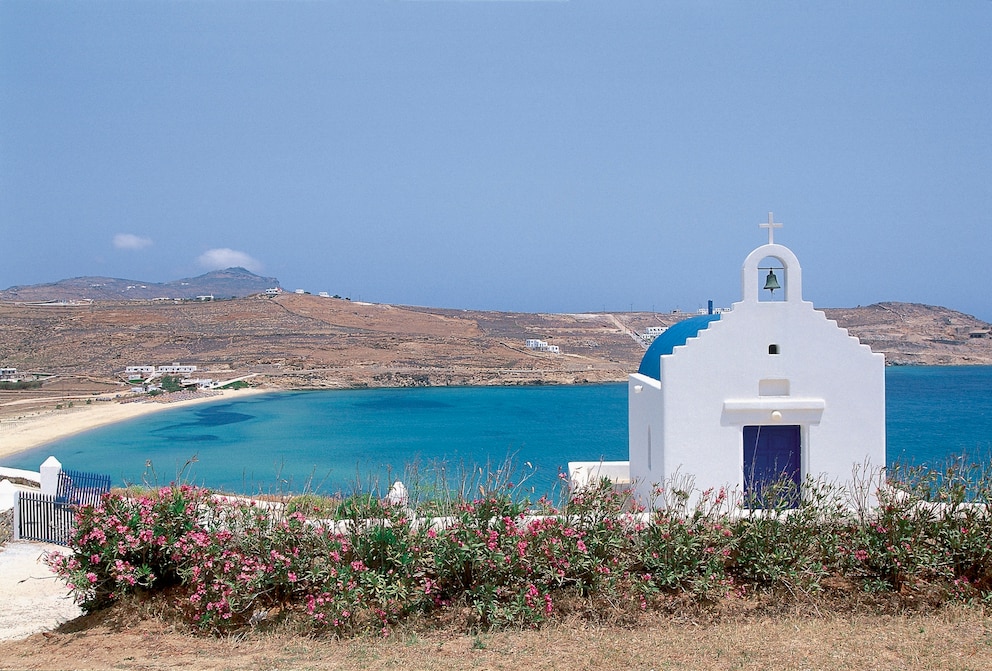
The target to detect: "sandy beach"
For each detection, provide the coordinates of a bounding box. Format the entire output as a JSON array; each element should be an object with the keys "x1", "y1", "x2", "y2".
[{"x1": 0, "y1": 388, "x2": 272, "y2": 461}]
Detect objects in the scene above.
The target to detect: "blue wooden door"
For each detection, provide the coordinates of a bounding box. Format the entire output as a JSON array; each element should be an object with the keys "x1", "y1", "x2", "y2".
[{"x1": 743, "y1": 425, "x2": 801, "y2": 508}]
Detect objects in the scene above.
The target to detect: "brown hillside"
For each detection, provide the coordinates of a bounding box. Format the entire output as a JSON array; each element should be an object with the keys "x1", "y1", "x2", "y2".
[{"x1": 0, "y1": 296, "x2": 989, "y2": 399}]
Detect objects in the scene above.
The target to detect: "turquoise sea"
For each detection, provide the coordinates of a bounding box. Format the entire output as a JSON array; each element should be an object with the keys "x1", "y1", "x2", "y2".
[{"x1": 4, "y1": 366, "x2": 991, "y2": 497}]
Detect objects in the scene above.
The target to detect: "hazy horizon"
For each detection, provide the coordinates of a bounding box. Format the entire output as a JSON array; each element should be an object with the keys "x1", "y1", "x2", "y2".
[{"x1": 4, "y1": 265, "x2": 990, "y2": 321}]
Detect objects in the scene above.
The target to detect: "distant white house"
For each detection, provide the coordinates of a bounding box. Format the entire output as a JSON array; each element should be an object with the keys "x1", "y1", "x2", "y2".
[
  {"x1": 526, "y1": 339, "x2": 561, "y2": 354},
  {"x1": 157, "y1": 364, "x2": 197, "y2": 374},
  {"x1": 125, "y1": 363, "x2": 198, "y2": 381},
  {"x1": 642, "y1": 326, "x2": 667, "y2": 343},
  {"x1": 196, "y1": 295, "x2": 214, "y2": 301},
  {"x1": 125, "y1": 366, "x2": 155, "y2": 375},
  {"x1": 0, "y1": 367, "x2": 17, "y2": 380},
  {"x1": 265, "y1": 288, "x2": 281, "y2": 296}
]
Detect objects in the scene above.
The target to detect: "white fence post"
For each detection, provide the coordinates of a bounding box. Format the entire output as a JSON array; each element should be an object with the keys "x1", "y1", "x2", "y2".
[
  {"x1": 12, "y1": 489, "x2": 21, "y2": 541},
  {"x1": 40, "y1": 456, "x2": 62, "y2": 498}
]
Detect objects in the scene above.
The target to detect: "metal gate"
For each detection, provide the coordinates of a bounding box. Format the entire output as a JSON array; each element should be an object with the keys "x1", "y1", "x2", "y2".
[
  {"x1": 15, "y1": 468, "x2": 111, "y2": 546},
  {"x1": 15, "y1": 491, "x2": 75, "y2": 546}
]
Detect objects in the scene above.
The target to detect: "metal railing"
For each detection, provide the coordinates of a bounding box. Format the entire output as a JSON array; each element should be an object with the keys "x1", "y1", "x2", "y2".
[{"x1": 56, "y1": 469, "x2": 111, "y2": 507}]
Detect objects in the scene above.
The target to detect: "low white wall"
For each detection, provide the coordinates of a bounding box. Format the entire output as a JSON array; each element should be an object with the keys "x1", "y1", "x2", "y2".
[
  {"x1": 568, "y1": 461, "x2": 632, "y2": 488},
  {"x1": 0, "y1": 468, "x2": 41, "y2": 484},
  {"x1": 0, "y1": 457, "x2": 62, "y2": 512},
  {"x1": 0, "y1": 480, "x2": 39, "y2": 512}
]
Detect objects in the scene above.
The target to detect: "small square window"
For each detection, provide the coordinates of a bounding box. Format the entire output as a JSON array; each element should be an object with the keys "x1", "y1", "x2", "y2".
[
  {"x1": 759, "y1": 378, "x2": 790, "y2": 396},
  {"x1": 768, "y1": 344, "x2": 780, "y2": 354}
]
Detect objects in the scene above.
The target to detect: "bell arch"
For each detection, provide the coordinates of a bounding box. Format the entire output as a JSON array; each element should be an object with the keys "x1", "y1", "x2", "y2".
[{"x1": 741, "y1": 243, "x2": 803, "y2": 304}]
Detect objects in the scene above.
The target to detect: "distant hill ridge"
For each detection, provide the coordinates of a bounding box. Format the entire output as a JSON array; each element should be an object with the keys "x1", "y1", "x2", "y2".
[{"x1": 0, "y1": 268, "x2": 281, "y2": 302}]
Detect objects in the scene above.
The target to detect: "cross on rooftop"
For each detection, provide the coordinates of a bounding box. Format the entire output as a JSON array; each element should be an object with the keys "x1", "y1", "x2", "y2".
[{"x1": 760, "y1": 212, "x2": 782, "y2": 244}]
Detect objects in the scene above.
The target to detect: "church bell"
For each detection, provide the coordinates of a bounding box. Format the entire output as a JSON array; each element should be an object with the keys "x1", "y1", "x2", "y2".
[{"x1": 763, "y1": 269, "x2": 782, "y2": 293}]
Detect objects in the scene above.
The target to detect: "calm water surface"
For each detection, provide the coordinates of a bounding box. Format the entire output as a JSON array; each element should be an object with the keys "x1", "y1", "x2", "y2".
[
  {"x1": 5, "y1": 385, "x2": 628, "y2": 496},
  {"x1": 5, "y1": 366, "x2": 991, "y2": 496}
]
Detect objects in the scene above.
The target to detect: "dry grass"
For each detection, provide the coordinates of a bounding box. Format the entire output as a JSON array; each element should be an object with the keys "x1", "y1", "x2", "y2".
[{"x1": 0, "y1": 604, "x2": 989, "y2": 671}]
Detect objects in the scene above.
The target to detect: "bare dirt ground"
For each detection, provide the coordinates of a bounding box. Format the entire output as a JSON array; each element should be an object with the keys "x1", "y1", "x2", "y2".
[
  {"x1": 0, "y1": 294, "x2": 646, "y2": 391},
  {"x1": 0, "y1": 605, "x2": 989, "y2": 671}
]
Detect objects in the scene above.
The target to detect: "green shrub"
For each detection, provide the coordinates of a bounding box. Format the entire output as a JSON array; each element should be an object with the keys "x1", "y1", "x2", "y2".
[
  {"x1": 220, "y1": 380, "x2": 250, "y2": 390},
  {"x1": 160, "y1": 376, "x2": 183, "y2": 393},
  {"x1": 0, "y1": 380, "x2": 42, "y2": 390}
]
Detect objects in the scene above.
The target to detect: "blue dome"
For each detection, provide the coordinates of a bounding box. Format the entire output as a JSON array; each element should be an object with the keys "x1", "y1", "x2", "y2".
[{"x1": 637, "y1": 314, "x2": 721, "y2": 381}]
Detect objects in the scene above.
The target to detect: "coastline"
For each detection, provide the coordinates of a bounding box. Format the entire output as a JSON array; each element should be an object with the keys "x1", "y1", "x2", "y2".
[{"x1": 0, "y1": 387, "x2": 273, "y2": 461}]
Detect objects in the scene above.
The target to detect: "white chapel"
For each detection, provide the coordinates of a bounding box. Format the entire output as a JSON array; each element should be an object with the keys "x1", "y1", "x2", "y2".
[{"x1": 572, "y1": 214, "x2": 886, "y2": 508}]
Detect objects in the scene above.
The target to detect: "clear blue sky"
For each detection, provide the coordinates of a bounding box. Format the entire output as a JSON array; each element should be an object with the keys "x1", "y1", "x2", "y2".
[{"x1": 2, "y1": 1, "x2": 990, "y2": 320}]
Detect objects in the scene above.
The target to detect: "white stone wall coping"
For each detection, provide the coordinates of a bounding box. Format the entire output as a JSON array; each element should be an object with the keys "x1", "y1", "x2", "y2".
[{"x1": 722, "y1": 398, "x2": 826, "y2": 412}]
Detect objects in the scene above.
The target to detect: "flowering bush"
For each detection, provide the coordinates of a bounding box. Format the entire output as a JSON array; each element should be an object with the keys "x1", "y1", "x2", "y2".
[
  {"x1": 46, "y1": 462, "x2": 992, "y2": 636},
  {"x1": 46, "y1": 484, "x2": 214, "y2": 611}
]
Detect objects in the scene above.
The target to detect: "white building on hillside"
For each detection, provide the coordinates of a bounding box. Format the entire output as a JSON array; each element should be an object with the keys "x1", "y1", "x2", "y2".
[
  {"x1": 642, "y1": 326, "x2": 667, "y2": 343},
  {"x1": 526, "y1": 339, "x2": 561, "y2": 354},
  {"x1": 157, "y1": 364, "x2": 197, "y2": 374},
  {"x1": 125, "y1": 366, "x2": 155, "y2": 375}
]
